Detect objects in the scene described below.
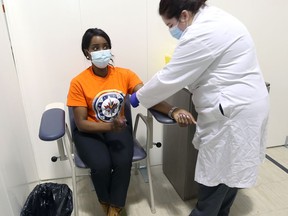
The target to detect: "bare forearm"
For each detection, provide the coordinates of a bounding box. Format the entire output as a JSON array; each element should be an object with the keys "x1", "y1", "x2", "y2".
[
  {"x1": 76, "y1": 119, "x2": 113, "y2": 133},
  {"x1": 150, "y1": 101, "x2": 173, "y2": 115},
  {"x1": 151, "y1": 101, "x2": 196, "y2": 125}
]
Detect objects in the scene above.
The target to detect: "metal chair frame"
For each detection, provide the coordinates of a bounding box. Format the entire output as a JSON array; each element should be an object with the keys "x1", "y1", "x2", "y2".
[{"x1": 39, "y1": 99, "x2": 172, "y2": 215}]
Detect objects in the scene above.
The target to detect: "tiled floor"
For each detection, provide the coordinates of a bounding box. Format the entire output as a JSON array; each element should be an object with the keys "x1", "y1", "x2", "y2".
[{"x1": 52, "y1": 146, "x2": 288, "y2": 215}]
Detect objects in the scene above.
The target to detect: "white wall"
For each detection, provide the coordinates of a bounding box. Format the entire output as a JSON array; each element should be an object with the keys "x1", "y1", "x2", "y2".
[
  {"x1": 4, "y1": 0, "x2": 168, "y2": 180},
  {"x1": 0, "y1": 3, "x2": 39, "y2": 215},
  {"x1": 2, "y1": 0, "x2": 288, "y2": 182},
  {"x1": 4, "y1": 0, "x2": 84, "y2": 180}
]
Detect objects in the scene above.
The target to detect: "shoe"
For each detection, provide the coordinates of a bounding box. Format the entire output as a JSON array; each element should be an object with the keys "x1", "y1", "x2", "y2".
[{"x1": 108, "y1": 206, "x2": 122, "y2": 216}]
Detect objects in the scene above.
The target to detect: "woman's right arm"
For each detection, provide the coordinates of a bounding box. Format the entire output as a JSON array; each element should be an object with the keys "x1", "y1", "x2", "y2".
[{"x1": 73, "y1": 106, "x2": 125, "y2": 133}]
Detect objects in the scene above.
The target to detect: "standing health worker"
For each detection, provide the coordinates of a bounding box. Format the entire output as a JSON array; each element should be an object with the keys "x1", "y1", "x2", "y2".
[{"x1": 130, "y1": 0, "x2": 270, "y2": 215}]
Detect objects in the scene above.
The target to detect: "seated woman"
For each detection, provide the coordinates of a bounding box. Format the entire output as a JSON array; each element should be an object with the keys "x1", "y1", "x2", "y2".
[{"x1": 67, "y1": 28, "x2": 195, "y2": 216}]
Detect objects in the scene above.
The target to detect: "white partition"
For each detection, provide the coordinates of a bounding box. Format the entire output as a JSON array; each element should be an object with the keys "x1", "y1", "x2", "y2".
[
  {"x1": 4, "y1": 0, "x2": 84, "y2": 180},
  {"x1": 0, "y1": 3, "x2": 39, "y2": 215}
]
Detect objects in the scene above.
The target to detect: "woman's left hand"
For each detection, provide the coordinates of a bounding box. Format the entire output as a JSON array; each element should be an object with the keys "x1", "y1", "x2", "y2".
[
  {"x1": 112, "y1": 116, "x2": 127, "y2": 131},
  {"x1": 172, "y1": 109, "x2": 196, "y2": 127}
]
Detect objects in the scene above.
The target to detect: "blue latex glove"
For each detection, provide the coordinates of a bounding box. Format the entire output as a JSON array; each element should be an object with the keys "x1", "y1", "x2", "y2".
[{"x1": 130, "y1": 93, "x2": 139, "y2": 107}]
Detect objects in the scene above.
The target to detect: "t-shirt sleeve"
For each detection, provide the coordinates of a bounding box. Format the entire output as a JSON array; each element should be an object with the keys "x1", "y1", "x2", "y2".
[
  {"x1": 126, "y1": 70, "x2": 143, "y2": 94},
  {"x1": 67, "y1": 79, "x2": 87, "y2": 107}
]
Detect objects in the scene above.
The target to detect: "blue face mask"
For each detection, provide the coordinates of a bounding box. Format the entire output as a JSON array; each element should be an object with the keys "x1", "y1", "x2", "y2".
[
  {"x1": 169, "y1": 22, "x2": 183, "y2": 39},
  {"x1": 90, "y1": 49, "x2": 112, "y2": 68}
]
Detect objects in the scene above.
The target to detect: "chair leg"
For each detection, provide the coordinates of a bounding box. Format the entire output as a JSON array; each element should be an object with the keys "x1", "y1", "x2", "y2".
[
  {"x1": 71, "y1": 168, "x2": 78, "y2": 216},
  {"x1": 146, "y1": 158, "x2": 156, "y2": 214},
  {"x1": 146, "y1": 112, "x2": 156, "y2": 213},
  {"x1": 63, "y1": 135, "x2": 79, "y2": 216},
  {"x1": 134, "y1": 162, "x2": 139, "y2": 175}
]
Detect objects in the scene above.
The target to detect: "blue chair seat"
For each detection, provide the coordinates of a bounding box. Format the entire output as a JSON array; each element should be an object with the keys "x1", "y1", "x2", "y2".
[{"x1": 39, "y1": 108, "x2": 65, "y2": 141}]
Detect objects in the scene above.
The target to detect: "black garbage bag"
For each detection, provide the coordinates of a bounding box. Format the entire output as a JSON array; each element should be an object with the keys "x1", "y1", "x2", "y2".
[{"x1": 20, "y1": 182, "x2": 73, "y2": 216}]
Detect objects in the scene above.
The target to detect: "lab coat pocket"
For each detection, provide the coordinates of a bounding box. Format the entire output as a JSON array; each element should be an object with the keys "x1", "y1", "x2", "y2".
[
  {"x1": 219, "y1": 103, "x2": 225, "y2": 116},
  {"x1": 218, "y1": 93, "x2": 233, "y2": 119},
  {"x1": 218, "y1": 103, "x2": 231, "y2": 119},
  {"x1": 193, "y1": 105, "x2": 230, "y2": 148}
]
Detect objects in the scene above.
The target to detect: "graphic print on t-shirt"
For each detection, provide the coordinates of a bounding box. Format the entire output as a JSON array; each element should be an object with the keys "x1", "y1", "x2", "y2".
[{"x1": 92, "y1": 90, "x2": 125, "y2": 122}]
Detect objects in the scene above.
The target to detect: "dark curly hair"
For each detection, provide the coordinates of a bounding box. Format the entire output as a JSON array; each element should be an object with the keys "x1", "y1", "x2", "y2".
[{"x1": 159, "y1": 0, "x2": 207, "y2": 19}]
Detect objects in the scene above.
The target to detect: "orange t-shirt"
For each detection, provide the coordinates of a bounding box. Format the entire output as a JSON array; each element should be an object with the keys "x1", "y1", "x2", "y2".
[{"x1": 67, "y1": 65, "x2": 142, "y2": 122}]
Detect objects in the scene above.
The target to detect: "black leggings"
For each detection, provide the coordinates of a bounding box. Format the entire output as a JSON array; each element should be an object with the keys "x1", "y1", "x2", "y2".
[{"x1": 73, "y1": 127, "x2": 134, "y2": 207}]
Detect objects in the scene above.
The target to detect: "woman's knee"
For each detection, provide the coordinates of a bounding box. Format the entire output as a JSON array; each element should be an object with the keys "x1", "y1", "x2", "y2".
[
  {"x1": 113, "y1": 159, "x2": 132, "y2": 173},
  {"x1": 90, "y1": 160, "x2": 112, "y2": 174}
]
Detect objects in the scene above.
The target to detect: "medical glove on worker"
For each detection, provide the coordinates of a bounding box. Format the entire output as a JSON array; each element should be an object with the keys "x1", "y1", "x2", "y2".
[{"x1": 130, "y1": 92, "x2": 139, "y2": 107}]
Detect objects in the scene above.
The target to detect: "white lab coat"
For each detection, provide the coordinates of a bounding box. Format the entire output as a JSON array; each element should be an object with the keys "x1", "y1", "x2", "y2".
[{"x1": 136, "y1": 6, "x2": 269, "y2": 188}]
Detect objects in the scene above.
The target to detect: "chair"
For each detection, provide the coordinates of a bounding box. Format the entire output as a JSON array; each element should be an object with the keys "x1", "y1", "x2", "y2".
[{"x1": 38, "y1": 96, "x2": 172, "y2": 216}]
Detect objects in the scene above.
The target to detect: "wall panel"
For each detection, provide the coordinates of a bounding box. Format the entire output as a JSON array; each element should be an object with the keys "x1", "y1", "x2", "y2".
[{"x1": 0, "y1": 3, "x2": 39, "y2": 214}]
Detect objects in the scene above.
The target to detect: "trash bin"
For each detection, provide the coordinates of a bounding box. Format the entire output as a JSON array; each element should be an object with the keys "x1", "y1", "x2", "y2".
[{"x1": 21, "y1": 182, "x2": 73, "y2": 216}]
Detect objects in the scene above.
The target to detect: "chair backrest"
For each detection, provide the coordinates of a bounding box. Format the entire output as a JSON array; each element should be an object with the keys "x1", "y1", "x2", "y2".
[{"x1": 68, "y1": 106, "x2": 77, "y2": 133}]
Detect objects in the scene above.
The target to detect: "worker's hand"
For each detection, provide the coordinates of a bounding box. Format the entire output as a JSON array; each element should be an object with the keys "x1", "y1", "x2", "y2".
[
  {"x1": 112, "y1": 116, "x2": 127, "y2": 131},
  {"x1": 172, "y1": 109, "x2": 196, "y2": 127}
]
